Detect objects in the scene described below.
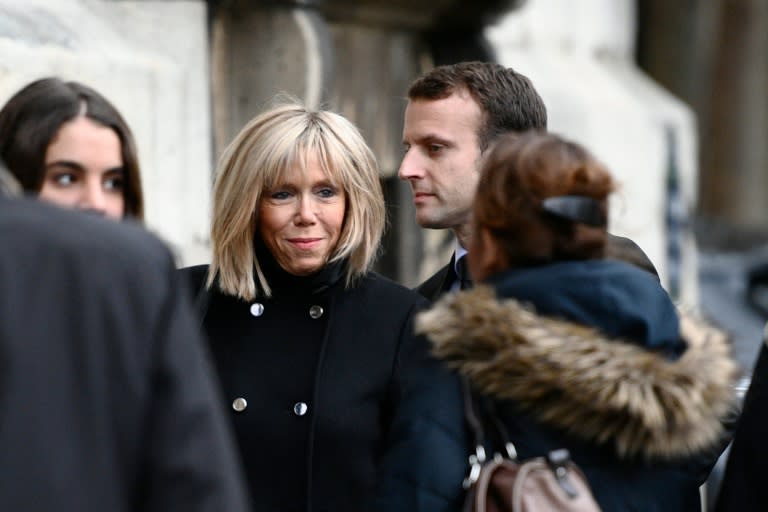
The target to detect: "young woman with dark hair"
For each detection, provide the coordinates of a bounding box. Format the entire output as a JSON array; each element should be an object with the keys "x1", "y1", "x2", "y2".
[{"x1": 0, "y1": 77, "x2": 143, "y2": 220}]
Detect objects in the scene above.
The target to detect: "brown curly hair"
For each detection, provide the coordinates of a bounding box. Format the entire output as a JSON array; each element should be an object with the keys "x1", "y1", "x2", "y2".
[{"x1": 474, "y1": 132, "x2": 616, "y2": 267}]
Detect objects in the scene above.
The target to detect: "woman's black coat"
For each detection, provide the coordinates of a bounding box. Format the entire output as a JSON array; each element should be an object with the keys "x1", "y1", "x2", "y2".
[{"x1": 181, "y1": 261, "x2": 467, "y2": 512}]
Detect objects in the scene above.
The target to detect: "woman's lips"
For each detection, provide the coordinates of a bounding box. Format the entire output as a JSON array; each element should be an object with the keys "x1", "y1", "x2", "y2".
[{"x1": 288, "y1": 238, "x2": 322, "y2": 250}]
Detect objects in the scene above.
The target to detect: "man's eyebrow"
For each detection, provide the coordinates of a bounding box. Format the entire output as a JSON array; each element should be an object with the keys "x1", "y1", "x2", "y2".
[{"x1": 405, "y1": 134, "x2": 454, "y2": 146}]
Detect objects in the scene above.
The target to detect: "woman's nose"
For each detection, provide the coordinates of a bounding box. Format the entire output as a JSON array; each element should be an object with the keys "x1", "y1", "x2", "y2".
[
  {"x1": 294, "y1": 196, "x2": 316, "y2": 224},
  {"x1": 79, "y1": 178, "x2": 107, "y2": 215}
]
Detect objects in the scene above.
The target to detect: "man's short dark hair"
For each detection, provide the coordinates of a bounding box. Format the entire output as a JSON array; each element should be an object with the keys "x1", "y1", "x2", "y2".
[{"x1": 407, "y1": 61, "x2": 547, "y2": 151}]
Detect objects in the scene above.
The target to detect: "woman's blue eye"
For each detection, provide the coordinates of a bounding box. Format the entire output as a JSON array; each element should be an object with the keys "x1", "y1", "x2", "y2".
[
  {"x1": 271, "y1": 191, "x2": 291, "y2": 200},
  {"x1": 317, "y1": 187, "x2": 336, "y2": 198}
]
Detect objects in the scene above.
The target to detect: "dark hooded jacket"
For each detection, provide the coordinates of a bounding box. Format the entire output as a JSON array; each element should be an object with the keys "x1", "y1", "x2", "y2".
[{"x1": 417, "y1": 260, "x2": 737, "y2": 512}]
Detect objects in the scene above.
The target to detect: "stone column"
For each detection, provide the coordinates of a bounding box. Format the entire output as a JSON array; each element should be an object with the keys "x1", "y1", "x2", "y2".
[
  {"x1": 637, "y1": 0, "x2": 768, "y2": 234},
  {"x1": 487, "y1": 0, "x2": 701, "y2": 305},
  {"x1": 210, "y1": 3, "x2": 333, "y2": 158},
  {"x1": 705, "y1": 0, "x2": 768, "y2": 228}
]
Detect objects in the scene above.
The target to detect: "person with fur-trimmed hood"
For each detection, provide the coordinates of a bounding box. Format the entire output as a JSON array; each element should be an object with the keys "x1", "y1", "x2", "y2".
[{"x1": 416, "y1": 132, "x2": 738, "y2": 511}]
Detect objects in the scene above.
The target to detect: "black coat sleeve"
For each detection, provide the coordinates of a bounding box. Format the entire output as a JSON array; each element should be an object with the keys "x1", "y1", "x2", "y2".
[{"x1": 368, "y1": 299, "x2": 469, "y2": 512}]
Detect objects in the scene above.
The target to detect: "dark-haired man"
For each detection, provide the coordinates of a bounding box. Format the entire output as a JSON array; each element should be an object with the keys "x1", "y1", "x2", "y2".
[
  {"x1": 400, "y1": 61, "x2": 547, "y2": 296},
  {"x1": 399, "y1": 61, "x2": 657, "y2": 297}
]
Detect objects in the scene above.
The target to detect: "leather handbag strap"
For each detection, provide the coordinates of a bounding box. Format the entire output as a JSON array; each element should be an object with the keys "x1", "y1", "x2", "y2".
[
  {"x1": 461, "y1": 380, "x2": 596, "y2": 507},
  {"x1": 461, "y1": 376, "x2": 520, "y2": 489},
  {"x1": 462, "y1": 376, "x2": 518, "y2": 459},
  {"x1": 461, "y1": 375, "x2": 488, "y2": 489},
  {"x1": 461, "y1": 375, "x2": 486, "y2": 451},
  {"x1": 483, "y1": 395, "x2": 518, "y2": 460}
]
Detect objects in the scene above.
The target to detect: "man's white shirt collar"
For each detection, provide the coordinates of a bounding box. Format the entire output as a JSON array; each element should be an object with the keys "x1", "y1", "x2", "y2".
[{"x1": 451, "y1": 241, "x2": 469, "y2": 291}]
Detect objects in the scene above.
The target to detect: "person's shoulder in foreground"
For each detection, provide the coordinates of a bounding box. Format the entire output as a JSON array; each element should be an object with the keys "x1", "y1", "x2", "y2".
[
  {"x1": 715, "y1": 334, "x2": 768, "y2": 511},
  {"x1": 1, "y1": 192, "x2": 157, "y2": 264},
  {"x1": 0, "y1": 196, "x2": 250, "y2": 512}
]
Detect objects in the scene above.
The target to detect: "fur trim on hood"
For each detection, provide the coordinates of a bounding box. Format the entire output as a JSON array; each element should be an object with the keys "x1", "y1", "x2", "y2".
[{"x1": 416, "y1": 285, "x2": 738, "y2": 460}]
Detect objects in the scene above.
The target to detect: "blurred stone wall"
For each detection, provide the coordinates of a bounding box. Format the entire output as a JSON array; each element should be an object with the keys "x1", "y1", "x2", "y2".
[
  {"x1": 1, "y1": 0, "x2": 717, "y2": 302},
  {"x1": 637, "y1": 0, "x2": 768, "y2": 243},
  {"x1": 487, "y1": 0, "x2": 700, "y2": 305}
]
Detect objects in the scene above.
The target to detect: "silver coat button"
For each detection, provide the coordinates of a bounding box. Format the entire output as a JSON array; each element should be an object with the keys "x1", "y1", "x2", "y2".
[
  {"x1": 232, "y1": 397, "x2": 248, "y2": 412},
  {"x1": 309, "y1": 305, "x2": 323, "y2": 319},
  {"x1": 250, "y1": 303, "x2": 264, "y2": 317},
  {"x1": 293, "y1": 402, "x2": 308, "y2": 416}
]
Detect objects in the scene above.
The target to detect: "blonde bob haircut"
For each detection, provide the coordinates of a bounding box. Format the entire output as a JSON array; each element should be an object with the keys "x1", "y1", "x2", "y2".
[{"x1": 208, "y1": 102, "x2": 386, "y2": 301}]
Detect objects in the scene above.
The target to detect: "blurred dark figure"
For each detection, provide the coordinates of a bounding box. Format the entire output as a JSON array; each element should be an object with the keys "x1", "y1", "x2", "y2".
[
  {"x1": 715, "y1": 335, "x2": 768, "y2": 511},
  {"x1": 0, "y1": 168, "x2": 250, "y2": 512},
  {"x1": 747, "y1": 262, "x2": 768, "y2": 318}
]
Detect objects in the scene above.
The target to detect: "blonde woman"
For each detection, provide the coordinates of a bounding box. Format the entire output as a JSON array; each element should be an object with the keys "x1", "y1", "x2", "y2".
[{"x1": 181, "y1": 102, "x2": 466, "y2": 512}]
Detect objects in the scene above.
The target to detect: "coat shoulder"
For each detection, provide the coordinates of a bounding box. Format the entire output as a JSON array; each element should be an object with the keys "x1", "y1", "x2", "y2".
[
  {"x1": 177, "y1": 264, "x2": 212, "y2": 312},
  {"x1": 178, "y1": 264, "x2": 210, "y2": 289},
  {"x1": 358, "y1": 271, "x2": 429, "y2": 310},
  {"x1": 1, "y1": 198, "x2": 173, "y2": 283}
]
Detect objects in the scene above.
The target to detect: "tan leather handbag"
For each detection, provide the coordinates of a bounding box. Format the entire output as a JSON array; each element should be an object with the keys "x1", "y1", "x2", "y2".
[{"x1": 461, "y1": 378, "x2": 602, "y2": 512}]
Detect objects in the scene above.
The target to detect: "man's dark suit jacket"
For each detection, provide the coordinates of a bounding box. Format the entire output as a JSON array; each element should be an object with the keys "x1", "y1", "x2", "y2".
[
  {"x1": 0, "y1": 197, "x2": 250, "y2": 512},
  {"x1": 415, "y1": 234, "x2": 659, "y2": 301}
]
